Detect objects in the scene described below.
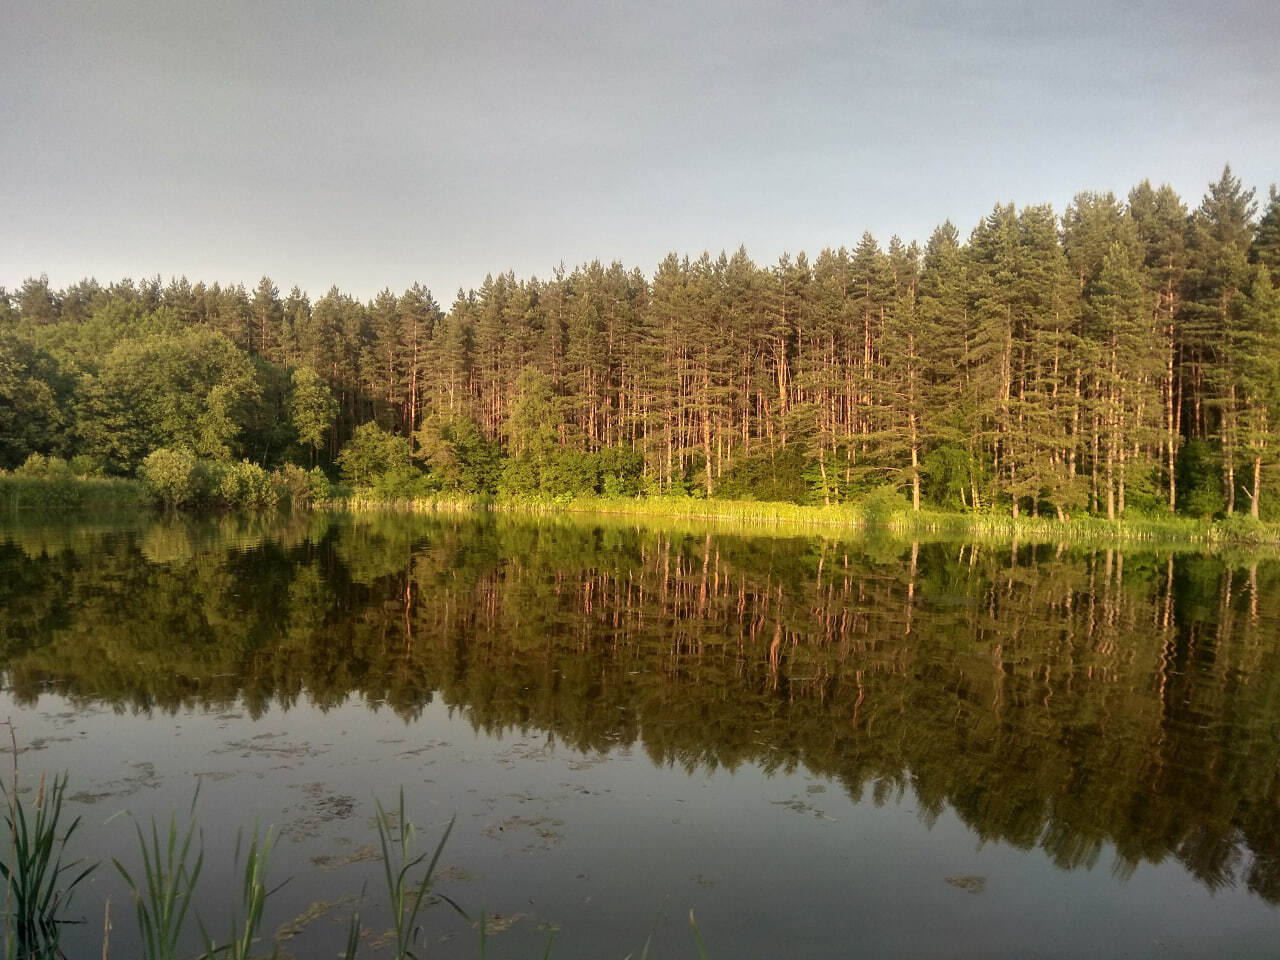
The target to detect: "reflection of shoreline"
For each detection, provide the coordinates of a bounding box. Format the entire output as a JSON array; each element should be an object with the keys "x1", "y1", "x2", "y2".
[{"x1": 2, "y1": 515, "x2": 1279, "y2": 905}]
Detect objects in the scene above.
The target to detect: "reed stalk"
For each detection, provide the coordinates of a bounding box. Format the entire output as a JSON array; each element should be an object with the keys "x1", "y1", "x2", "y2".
[
  {"x1": 111, "y1": 790, "x2": 204, "y2": 960},
  {"x1": 372, "y1": 789, "x2": 455, "y2": 960},
  {"x1": 199, "y1": 822, "x2": 283, "y2": 960},
  {"x1": 1, "y1": 721, "x2": 97, "y2": 960}
]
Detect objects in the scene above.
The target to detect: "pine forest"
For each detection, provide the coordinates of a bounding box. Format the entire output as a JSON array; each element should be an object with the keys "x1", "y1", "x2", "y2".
[{"x1": 4, "y1": 167, "x2": 1280, "y2": 522}]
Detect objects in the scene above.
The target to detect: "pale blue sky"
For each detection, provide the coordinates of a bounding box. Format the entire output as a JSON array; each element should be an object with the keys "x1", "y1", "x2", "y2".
[{"x1": 3, "y1": 0, "x2": 1277, "y2": 302}]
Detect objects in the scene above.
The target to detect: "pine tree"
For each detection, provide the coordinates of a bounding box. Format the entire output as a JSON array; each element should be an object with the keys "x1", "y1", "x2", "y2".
[
  {"x1": 1252, "y1": 185, "x2": 1280, "y2": 274},
  {"x1": 1236, "y1": 266, "x2": 1280, "y2": 516},
  {"x1": 1129, "y1": 180, "x2": 1188, "y2": 511},
  {"x1": 251, "y1": 276, "x2": 284, "y2": 360},
  {"x1": 1185, "y1": 165, "x2": 1257, "y2": 513}
]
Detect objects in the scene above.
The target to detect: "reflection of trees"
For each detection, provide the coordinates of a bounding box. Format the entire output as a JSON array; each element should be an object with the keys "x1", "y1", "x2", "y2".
[{"x1": 3, "y1": 515, "x2": 1280, "y2": 902}]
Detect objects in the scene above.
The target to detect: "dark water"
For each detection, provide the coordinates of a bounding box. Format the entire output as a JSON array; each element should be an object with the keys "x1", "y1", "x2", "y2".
[{"x1": 2, "y1": 512, "x2": 1279, "y2": 958}]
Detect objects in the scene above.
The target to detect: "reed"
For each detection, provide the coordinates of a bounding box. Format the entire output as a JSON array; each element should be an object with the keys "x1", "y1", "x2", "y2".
[
  {"x1": 0, "y1": 475, "x2": 148, "y2": 514},
  {"x1": 111, "y1": 791, "x2": 204, "y2": 960},
  {"x1": 325, "y1": 492, "x2": 1280, "y2": 549},
  {"x1": 199, "y1": 823, "x2": 282, "y2": 960},
  {"x1": 0, "y1": 771, "x2": 719, "y2": 960},
  {"x1": 1, "y1": 771, "x2": 97, "y2": 959},
  {"x1": 372, "y1": 788, "x2": 455, "y2": 960}
]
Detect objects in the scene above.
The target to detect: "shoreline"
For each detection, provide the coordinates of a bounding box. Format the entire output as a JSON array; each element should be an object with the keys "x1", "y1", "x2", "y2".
[
  {"x1": 5, "y1": 473, "x2": 1280, "y2": 549},
  {"x1": 333, "y1": 493, "x2": 1280, "y2": 550}
]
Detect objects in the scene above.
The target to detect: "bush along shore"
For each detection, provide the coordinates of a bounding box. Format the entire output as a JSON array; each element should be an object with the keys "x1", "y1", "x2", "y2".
[{"x1": 5, "y1": 453, "x2": 1280, "y2": 549}]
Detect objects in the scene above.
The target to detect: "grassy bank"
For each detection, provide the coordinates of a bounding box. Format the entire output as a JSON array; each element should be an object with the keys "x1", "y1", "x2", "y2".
[
  {"x1": 6, "y1": 473, "x2": 1279, "y2": 549},
  {"x1": 333, "y1": 492, "x2": 1280, "y2": 548},
  {"x1": 0, "y1": 474, "x2": 149, "y2": 513}
]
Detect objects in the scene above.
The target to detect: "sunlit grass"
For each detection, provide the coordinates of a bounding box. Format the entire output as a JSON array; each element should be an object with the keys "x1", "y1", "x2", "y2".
[{"x1": 326, "y1": 491, "x2": 1280, "y2": 548}]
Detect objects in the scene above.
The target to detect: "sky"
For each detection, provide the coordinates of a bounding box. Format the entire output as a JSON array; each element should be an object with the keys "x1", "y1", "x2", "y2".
[{"x1": 2, "y1": 0, "x2": 1278, "y2": 304}]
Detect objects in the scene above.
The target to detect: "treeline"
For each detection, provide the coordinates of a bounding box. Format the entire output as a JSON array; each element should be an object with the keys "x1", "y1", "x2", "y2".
[{"x1": 3, "y1": 167, "x2": 1279, "y2": 518}]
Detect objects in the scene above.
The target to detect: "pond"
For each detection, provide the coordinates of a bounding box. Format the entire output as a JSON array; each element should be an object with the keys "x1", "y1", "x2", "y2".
[{"x1": 2, "y1": 512, "x2": 1279, "y2": 958}]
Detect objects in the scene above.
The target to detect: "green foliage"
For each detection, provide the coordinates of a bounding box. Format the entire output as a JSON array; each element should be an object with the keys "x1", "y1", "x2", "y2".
[
  {"x1": 0, "y1": 334, "x2": 67, "y2": 471},
  {"x1": 921, "y1": 445, "x2": 973, "y2": 510},
  {"x1": 415, "y1": 415, "x2": 501, "y2": 495},
  {"x1": 498, "y1": 456, "x2": 540, "y2": 499},
  {"x1": 1176, "y1": 440, "x2": 1225, "y2": 519},
  {"x1": 12, "y1": 454, "x2": 73, "y2": 482},
  {"x1": 539, "y1": 450, "x2": 598, "y2": 500},
  {"x1": 858, "y1": 485, "x2": 909, "y2": 525},
  {"x1": 81, "y1": 328, "x2": 261, "y2": 474},
  {"x1": 713, "y1": 449, "x2": 808, "y2": 504},
  {"x1": 0, "y1": 771, "x2": 97, "y2": 958},
  {"x1": 1119, "y1": 457, "x2": 1168, "y2": 518},
  {"x1": 271, "y1": 463, "x2": 331, "y2": 508},
  {"x1": 217, "y1": 460, "x2": 280, "y2": 510},
  {"x1": 503, "y1": 366, "x2": 559, "y2": 461},
  {"x1": 338, "y1": 424, "x2": 413, "y2": 488},
  {"x1": 1208, "y1": 512, "x2": 1268, "y2": 544},
  {"x1": 141, "y1": 448, "x2": 201, "y2": 510},
  {"x1": 372, "y1": 466, "x2": 436, "y2": 502},
  {"x1": 597, "y1": 446, "x2": 644, "y2": 498},
  {"x1": 67, "y1": 455, "x2": 102, "y2": 477},
  {"x1": 288, "y1": 366, "x2": 337, "y2": 464}
]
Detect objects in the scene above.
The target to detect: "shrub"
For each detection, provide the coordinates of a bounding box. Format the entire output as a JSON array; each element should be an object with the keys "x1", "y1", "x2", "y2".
[
  {"x1": 540, "y1": 450, "x2": 598, "y2": 500},
  {"x1": 218, "y1": 460, "x2": 278, "y2": 509},
  {"x1": 272, "y1": 463, "x2": 314, "y2": 507},
  {"x1": 498, "y1": 457, "x2": 540, "y2": 499},
  {"x1": 596, "y1": 446, "x2": 644, "y2": 498},
  {"x1": 372, "y1": 465, "x2": 434, "y2": 501},
  {"x1": 141, "y1": 448, "x2": 199, "y2": 509},
  {"x1": 68, "y1": 454, "x2": 103, "y2": 477},
  {"x1": 272, "y1": 463, "x2": 332, "y2": 508},
  {"x1": 858, "y1": 484, "x2": 908, "y2": 525}
]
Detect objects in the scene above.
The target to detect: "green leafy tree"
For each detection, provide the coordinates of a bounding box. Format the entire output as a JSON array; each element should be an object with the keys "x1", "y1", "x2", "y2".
[
  {"x1": 289, "y1": 366, "x2": 338, "y2": 466},
  {"x1": 80, "y1": 327, "x2": 260, "y2": 473},
  {"x1": 0, "y1": 335, "x2": 67, "y2": 468},
  {"x1": 337, "y1": 422, "x2": 413, "y2": 487}
]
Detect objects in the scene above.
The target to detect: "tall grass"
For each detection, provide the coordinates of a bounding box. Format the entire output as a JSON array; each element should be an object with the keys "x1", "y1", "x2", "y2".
[
  {"x1": 1, "y1": 771, "x2": 96, "y2": 959},
  {"x1": 111, "y1": 791, "x2": 204, "y2": 960},
  {"x1": 0, "y1": 475, "x2": 148, "y2": 514},
  {"x1": 326, "y1": 491, "x2": 1280, "y2": 550},
  {"x1": 373, "y1": 788, "x2": 456, "y2": 960},
  {"x1": 199, "y1": 823, "x2": 282, "y2": 960}
]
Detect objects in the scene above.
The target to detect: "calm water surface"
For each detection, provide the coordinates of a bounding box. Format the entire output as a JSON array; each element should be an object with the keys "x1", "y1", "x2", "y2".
[{"x1": 2, "y1": 512, "x2": 1279, "y2": 958}]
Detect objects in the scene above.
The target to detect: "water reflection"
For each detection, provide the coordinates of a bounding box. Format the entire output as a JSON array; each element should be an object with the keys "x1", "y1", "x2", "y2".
[{"x1": 3, "y1": 513, "x2": 1279, "y2": 907}]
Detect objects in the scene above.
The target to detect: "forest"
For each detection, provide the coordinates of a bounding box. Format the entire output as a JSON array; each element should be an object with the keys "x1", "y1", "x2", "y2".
[{"x1": 3, "y1": 167, "x2": 1279, "y2": 520}]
